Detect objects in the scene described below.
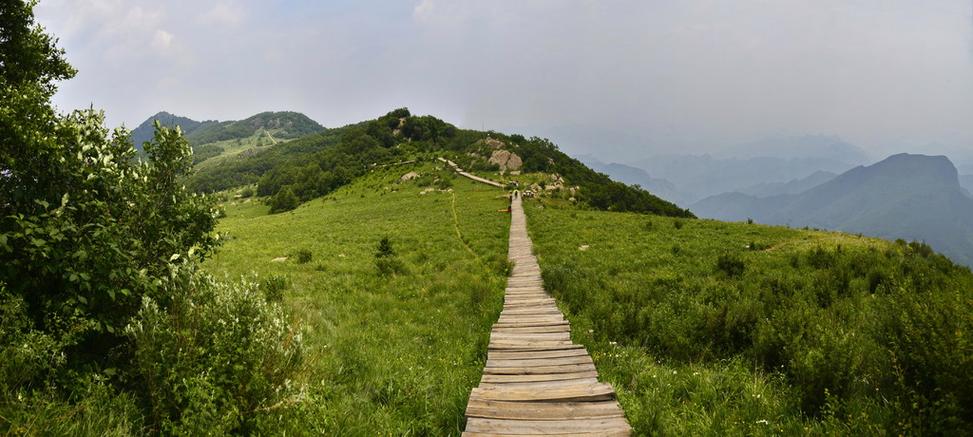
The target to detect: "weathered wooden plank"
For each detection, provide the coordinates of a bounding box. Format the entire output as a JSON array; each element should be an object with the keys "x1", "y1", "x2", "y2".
[
  {"x1": 479, "y1": 370, "x2": 599, "y2": 384},
  {"x1": 465, "y1": 399, "x2": 625, "y2": 421},
  {"x1": 482, "y1": 362, "x2": 597, "y2": 375},
  {"x1": 491, "y1": 325, "x2": 571, "y2": 334},
  {"x1": 469, "y1": 382, "x2": 616, "y2": 402},
  {"x1": 463, "y1": 431, "x2": 630, "y2": 437},
  {"x1": 487, "y1": 347, "x2": 589, "y2": 360},
  {"x1": 486, "y1": 355, "x2": 593, "y2": 368}
]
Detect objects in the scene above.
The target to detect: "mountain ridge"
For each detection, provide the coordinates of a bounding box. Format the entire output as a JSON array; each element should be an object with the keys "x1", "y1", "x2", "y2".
[
  {"x1": 692, "y1": 153, "x2": 973, "y2": 266},
  {"x1": 129, "y1": 111, "x2": 324, "y2": 149}
]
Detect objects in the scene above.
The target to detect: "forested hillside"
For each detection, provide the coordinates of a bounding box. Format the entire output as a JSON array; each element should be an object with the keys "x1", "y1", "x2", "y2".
[{"x1": 187, "y1": 108, "x2": 693, "y2": 217}]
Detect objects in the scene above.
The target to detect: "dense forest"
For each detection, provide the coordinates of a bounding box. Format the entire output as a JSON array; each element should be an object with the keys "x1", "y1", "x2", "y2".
[{"x1": 187, "y1": 108, "x2": 693, "y2": 217}]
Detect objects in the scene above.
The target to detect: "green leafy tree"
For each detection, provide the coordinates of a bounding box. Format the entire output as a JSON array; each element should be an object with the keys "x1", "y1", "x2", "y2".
[
  {"x1": 269, "y1": 186, "x2": 300, "y2": 212},
  {"x1": 1, "y1": 0, "x2": 218, "y2": 376}
]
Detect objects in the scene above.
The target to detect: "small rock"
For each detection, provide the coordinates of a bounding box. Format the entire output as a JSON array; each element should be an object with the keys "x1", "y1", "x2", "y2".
[
  {"x1": 271, "y1": 257, "x2": 288, "y2": 263},
  {"x1": 578, "y1": 245, "x2": 590, "y2": 251},
  {"x1": 400, "y1": 171, "x2": 420, "y2": 182}
]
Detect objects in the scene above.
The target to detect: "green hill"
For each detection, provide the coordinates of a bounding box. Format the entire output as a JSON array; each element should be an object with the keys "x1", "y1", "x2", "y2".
[
  {"x1": 205, "y1": 164, "x2": 509, "y2": 433},
  {"x1": 130, "y1": 110, "x2": 325, "y2": 164},
  {"x1": 523, "y1": 200, "x2": 973, "y2": 434},
  {"x1": 187, "y1": 108, "x2": 692, "y2": 217},
  {"x1": 197, "y1": 162, "x2": 973, "y2": 434}
]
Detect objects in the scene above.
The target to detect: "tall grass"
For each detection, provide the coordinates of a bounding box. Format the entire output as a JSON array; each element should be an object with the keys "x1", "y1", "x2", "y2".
[
  {"x1": 204, "y1": 164, "x2": 509, "y2": 433},
  {"x1": 525, "y1": 206, "x2": 973, "y2": 434}
]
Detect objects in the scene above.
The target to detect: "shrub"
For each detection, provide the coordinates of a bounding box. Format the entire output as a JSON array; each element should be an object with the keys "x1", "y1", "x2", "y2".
[
  {"x1": 374, "y1": 237, "x2": 406, "y2": 276},
  {"x1": 126, "y1": 268, "x2": 304, "y2": 435},
  {"x1": 240, "y1": 187, "x2": 255, "y2": 198},
  {"x1": 270, "y1": 187, "x2": 300, "y2": 213},
  {"x1": 673, "y1": 219, "x2": 684, "y2": 230},
  {"x1": 295, "y1": 249, "x2": 312, "y2": 264},
  {"x1": 261, "y1": 274, "x2": 290, "y2": 303},
  {"x1": 376, "y1": 237, "x2": 395, "y2": 258},
  {"x1": 716, "y1": 254, "x2": 745, "y2": 277}
]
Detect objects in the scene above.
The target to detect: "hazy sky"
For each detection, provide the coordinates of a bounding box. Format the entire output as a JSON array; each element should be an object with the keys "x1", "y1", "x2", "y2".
[{"x1": 37, "y1": 0, "x2": 973, "y2": 163}]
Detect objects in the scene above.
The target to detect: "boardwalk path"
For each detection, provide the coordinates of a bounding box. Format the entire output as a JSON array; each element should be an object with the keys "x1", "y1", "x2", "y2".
[{"x1": 445, "y1": 160, "x2": 630, "y2": 435}]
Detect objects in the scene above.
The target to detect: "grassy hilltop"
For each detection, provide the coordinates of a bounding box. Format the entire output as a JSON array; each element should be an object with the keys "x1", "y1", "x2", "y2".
[{"x1": 205, "y1": 163, "x2": 509, "y2": 433}]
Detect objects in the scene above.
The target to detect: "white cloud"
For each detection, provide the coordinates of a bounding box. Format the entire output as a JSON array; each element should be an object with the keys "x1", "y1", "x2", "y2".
[
  {"x1": 413, "y1": 0, "x2": 434, "y2": 21},
  {"x1": 201, "y1": 2, "x2": 245, "y2": 27},
  {"x1": 152, "y1": 29, "x2": 174, "y2": 50}
]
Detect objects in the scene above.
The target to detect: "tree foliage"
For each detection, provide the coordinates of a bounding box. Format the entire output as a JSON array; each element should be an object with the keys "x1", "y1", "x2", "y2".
[{"x1": 1, "y1": 2, "x2": 304, "y2": 433}]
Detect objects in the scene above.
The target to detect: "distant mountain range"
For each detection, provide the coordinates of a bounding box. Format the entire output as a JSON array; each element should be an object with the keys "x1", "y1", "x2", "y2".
[
  {"x1": 961, "y1": 174, "x2": 973, "y2": 194},
  {"x1": 692, "y1": 153, "x2": 973, "y2": 267},
  {"x1": 577, "y1": 156, "x2": 689, "y2": 207},
  {"x1": 736, "y1": 170, "x2": 837, "y2": 197},
  {"x1": 130, "y1": 111, "x2": 324, "y2": 149},
  {"x1": 719, "y1": 134, "x2": 870, "y2": 162}
]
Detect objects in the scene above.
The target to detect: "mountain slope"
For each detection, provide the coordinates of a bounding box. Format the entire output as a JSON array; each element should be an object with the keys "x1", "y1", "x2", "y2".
[
  {"x1": 130, "y1": 111, "x2": 215, "y2": 149},
  {"x1": 185, "y1": 111, "x2": 324, "y2": 145},
  {"x1": 577, "y1": 156, "x2": 687, "y2": 207},
  {"x1": 692, "y1": 154, "x2": 973, "y2": 266},
  {"x1": 130, "y1": 111, "x2": 324, "y2": 149},
  {"x1": 633, "y1": 154, "x2": 857, "y2": 204},
  {"x1": 187, "y1": 108, "x2": 692, "y2": 217},
  {"x1": 737, "y1": 170, "x2": 836, "y2": 197},
  {"x1": 961, "y1": 174, "x2": 973, "y2": 194}
]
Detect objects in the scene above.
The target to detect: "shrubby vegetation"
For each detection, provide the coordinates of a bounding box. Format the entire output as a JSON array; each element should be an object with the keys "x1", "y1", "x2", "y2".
[
  {"x1": 526, "y1": 206, "x2": 973, "y2": 434},
  {"x1": 187, "y1": 107, "x2": 692, "y2": 217},
  {"x1": 0, "y1": 3, "x2": 304, "y2": 433}
]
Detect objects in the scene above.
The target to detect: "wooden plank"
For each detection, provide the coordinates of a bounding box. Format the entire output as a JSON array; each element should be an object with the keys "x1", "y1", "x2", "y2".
[
  {"x1": 491, "y1": 325, "x2": 570, "y2": 334},
  {"x1": 479, "y1": 370, "x2": 599, "y2": 384},
  {"x1": 493, "y1": 319, "x2": 571, "y2": 328},
  {"x1": 482, "y1": 363, "x2": 597, "y2": 375},
  {"x1": 463, "y1": 431, "x2": 630, "y2": 437},
  {"x1": 469, "y1": 382, "x2": 615, "y2": 402},
  {"x1": 486, "y1": 355, "x2": 593, "y2": 368},
  {"x1": 490, "y1": 332, "x2": 571, "y2": 341},
  {"x1": 464, "y1": 417, "x2": 631, "y2": 434},
  {"x1": 487, "y1": 347, "x2": 589, "y2": 360},
  {"x1": 465, "y1": 399, "x2": 625, "y2": 421}
]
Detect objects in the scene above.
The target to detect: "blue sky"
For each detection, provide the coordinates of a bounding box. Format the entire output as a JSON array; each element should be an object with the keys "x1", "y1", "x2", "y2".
[{"x1": 36, "y1": 0, "x2": 973, "y2": 162}]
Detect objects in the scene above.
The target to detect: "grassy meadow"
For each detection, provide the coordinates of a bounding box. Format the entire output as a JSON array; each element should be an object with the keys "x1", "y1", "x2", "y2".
[
  {"x1": 204, "y1": 163, "x2": 510, "y2": 434},
  {"x1": 524, "y1": 202, "x2": 973, "y2": 435}
]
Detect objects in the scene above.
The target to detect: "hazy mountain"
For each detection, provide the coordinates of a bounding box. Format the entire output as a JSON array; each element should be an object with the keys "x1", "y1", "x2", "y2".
[
  {"x1": 576, "y1": 155, "x2": 687, "y2": 206},
  {"x1": 130, "y1": 111, "x2": 324, "y2": 150},
  {"x1": 692, "y1": 153, "x2": 973, "y2": 266},
  {"x1": 721, "y1": 134, "x2": 870, "y2": 163},
  {"x1": 737, "y1": 171, "x2": 837, "y2": 197},
  {"x1": 129, "y1": 111, "x2": 216, "y2": 149},
  {"x1": 961, "y1": 174, "x2": 973, "y2": 194},
  {"x1": 632, "y1": 154, "x2": 858, "y2": 204}
]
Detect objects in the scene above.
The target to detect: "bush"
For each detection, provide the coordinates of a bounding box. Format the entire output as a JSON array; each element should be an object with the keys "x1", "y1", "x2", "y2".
[
  {"x1": 261, "y1": 274, "x2": 290, "y2": 303},
  {"x1": 673, "y1": 219, "x2": 684, "y2": 230},
  {"x1": 240, "y1": 187, "x2": 255, "y2": 198},
  {"x1": 376, "y1": 237, "x2": 395, "y2": 258},
  {"x1": 270, "y1": 187, "x2": 301, "y2": 213},
  {"x1": 374, "y1": 237, "x2": 406, "y2": 276},
  {"x1": 716, "y1": 254, "x2": 745, "y2": 277},
  {"x1": 126, "y1": 268, "x2": 304, "y2": 434},
  {"x1": 295, "y1": 249, "x2": 312, "y2": 264}
]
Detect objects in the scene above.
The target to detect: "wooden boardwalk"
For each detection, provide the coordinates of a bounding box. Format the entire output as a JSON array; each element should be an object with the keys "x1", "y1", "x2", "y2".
[{"x1": 462, "y1": 195, "x2": 631, "y2": 436}]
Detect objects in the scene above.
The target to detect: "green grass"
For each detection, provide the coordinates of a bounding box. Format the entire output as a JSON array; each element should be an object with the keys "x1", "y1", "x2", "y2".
[
  {"x1": 204, "y1": 163, "x2": 510, "y2": 434},
  {"x1": 193, "y1": 129, "x2": 282, "y2": 170},
  {"x1": 524, "y1": 202, "x2": 973, "y2": 435}
]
